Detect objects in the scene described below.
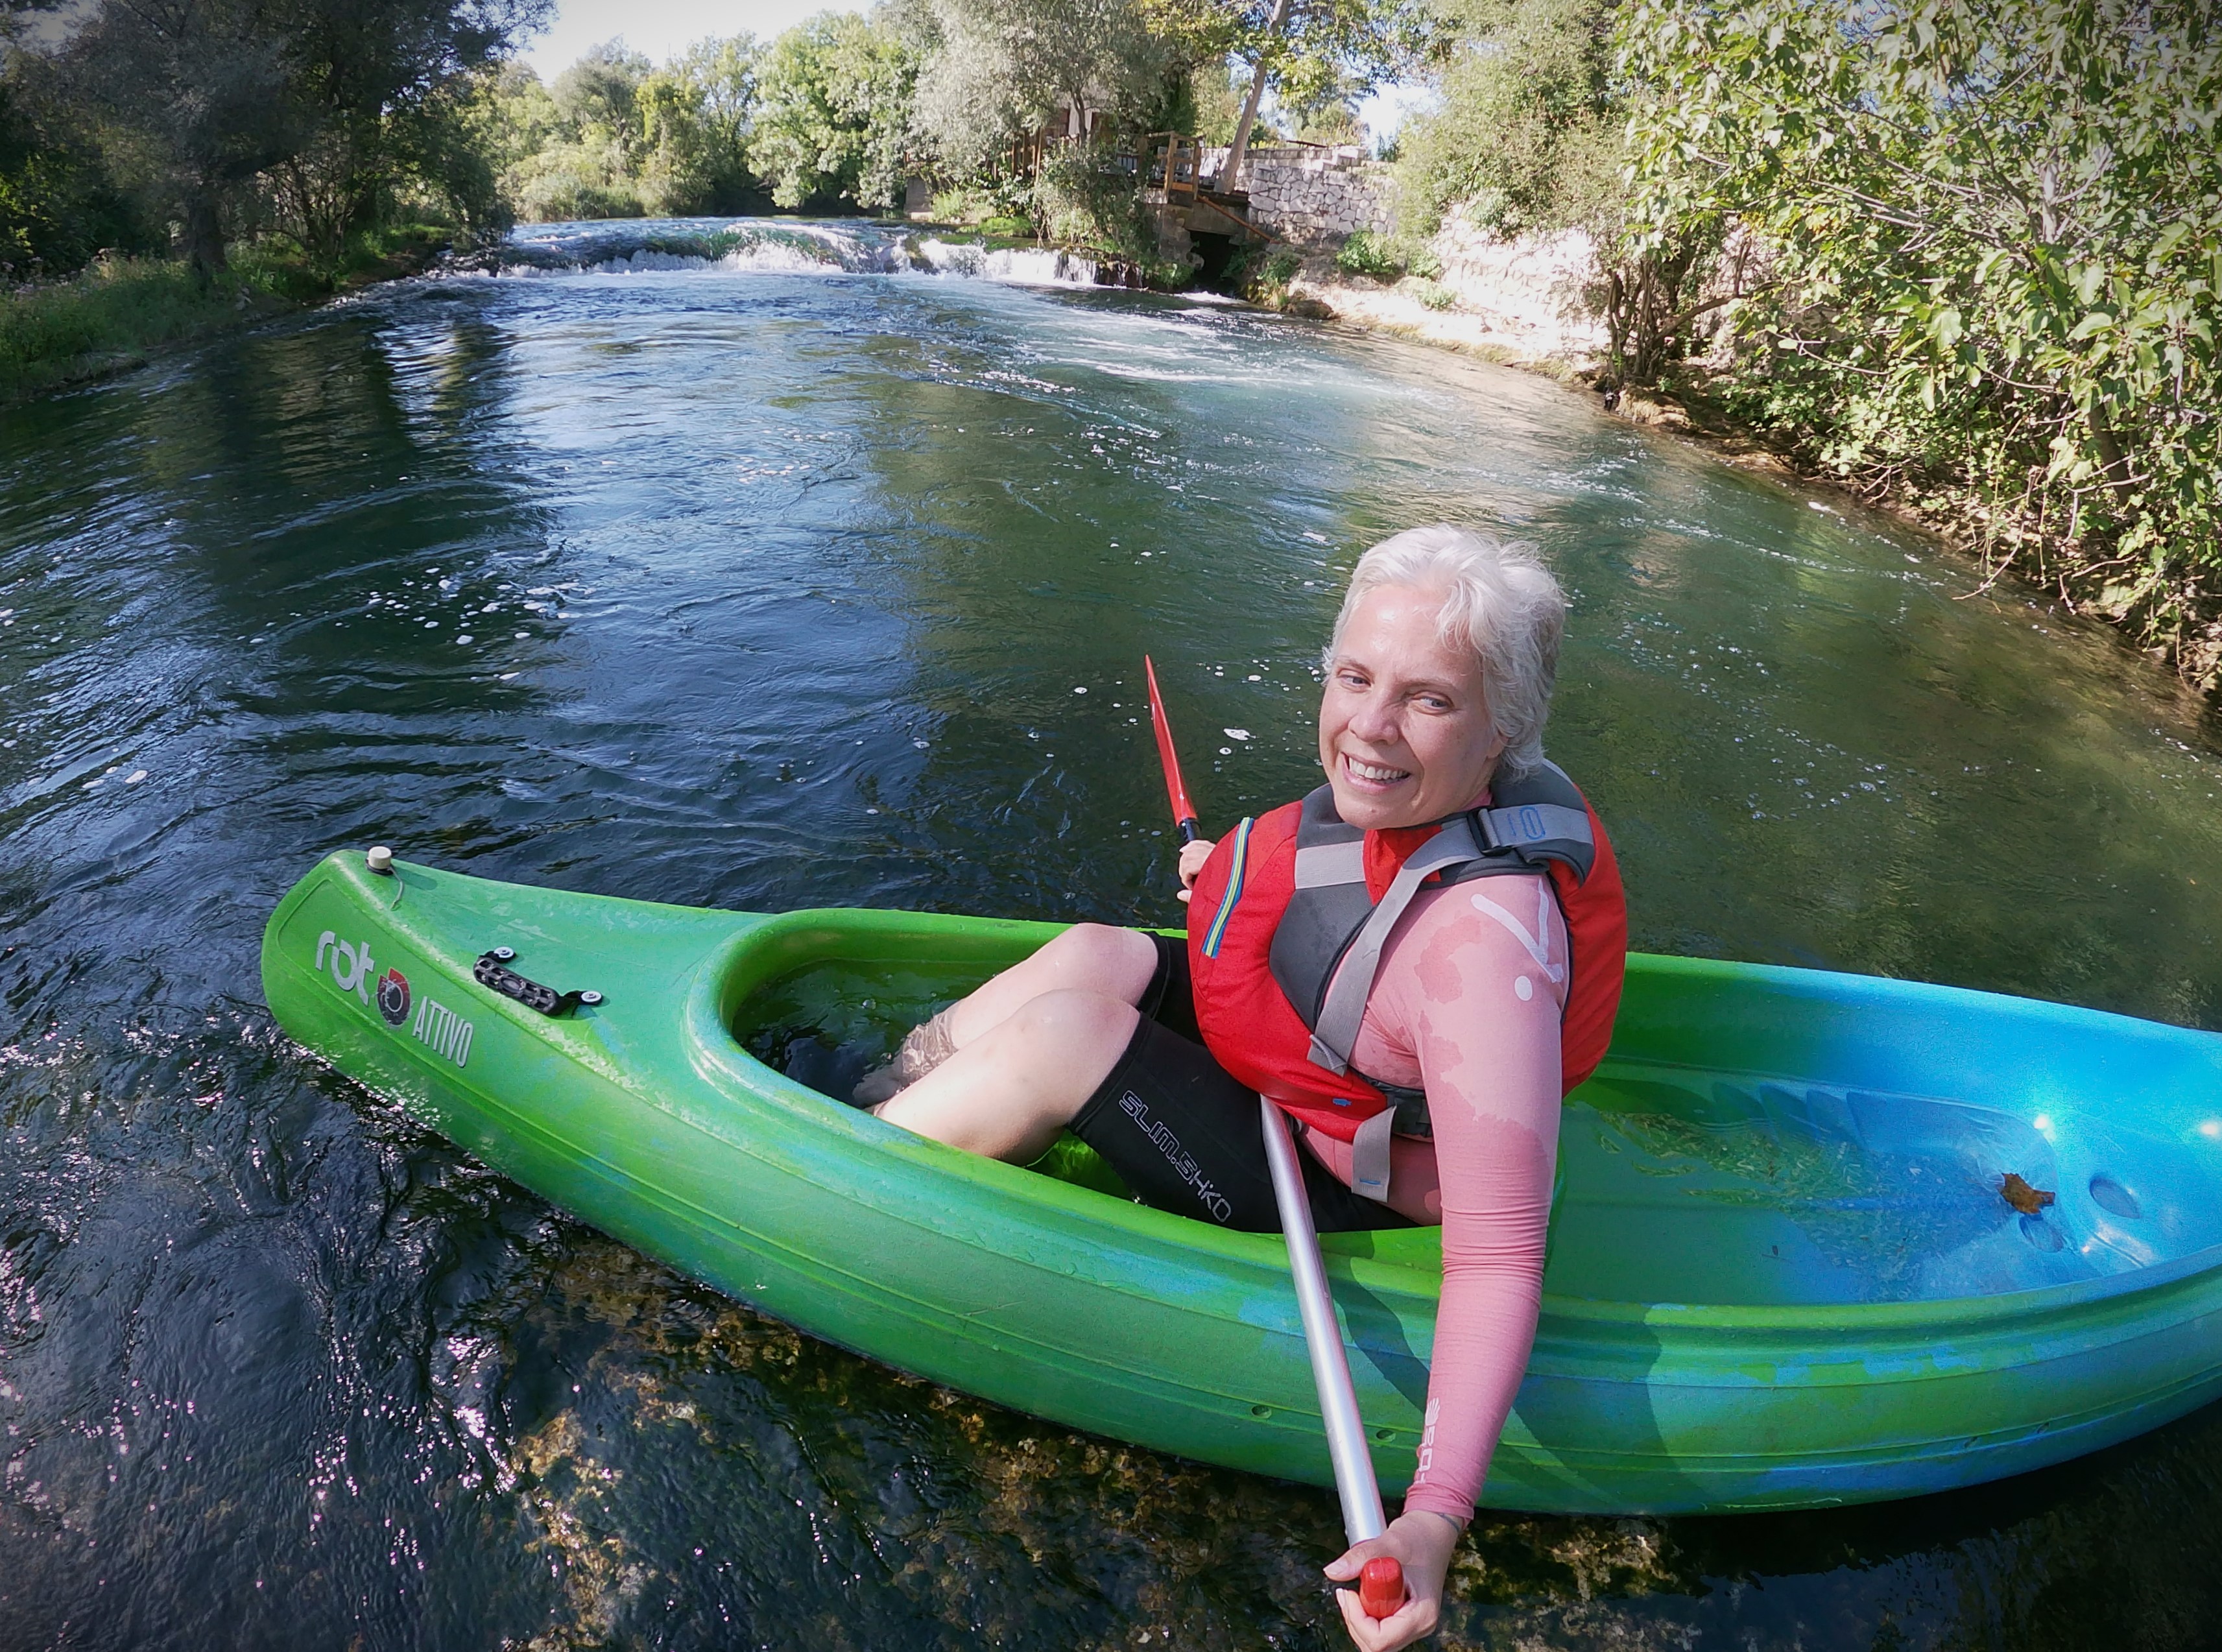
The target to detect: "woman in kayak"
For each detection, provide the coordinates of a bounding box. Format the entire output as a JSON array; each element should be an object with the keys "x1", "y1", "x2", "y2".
[{"x1": 860, "y1": 523, "x2": 1627, "y2": 1652}]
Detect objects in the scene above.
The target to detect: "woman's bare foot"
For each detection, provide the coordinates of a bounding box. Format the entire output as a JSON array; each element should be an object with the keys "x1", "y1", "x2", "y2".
[{"x1": 852, "y1": 1008, "x2": 957, "y2": 1105}]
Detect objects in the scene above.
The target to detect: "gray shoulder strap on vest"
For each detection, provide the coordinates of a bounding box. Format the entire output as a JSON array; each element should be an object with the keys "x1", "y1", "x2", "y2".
[
  {"x1": 1267, "y1": 787, "x2": 1370, "y2": 1025},
  {"x1": 1276, "y1": 768, "x2": 1593, "y2": 1208},
  {"x1": 1463, "y1": 761, "x2": 1596, "y2": 883},
  {"x1": 1308, "y1": 813, "x2": 1488, "y2": 1076},
  {"x1": 1315, "y1": 816, "x2": 1492, "y2": 1209}
]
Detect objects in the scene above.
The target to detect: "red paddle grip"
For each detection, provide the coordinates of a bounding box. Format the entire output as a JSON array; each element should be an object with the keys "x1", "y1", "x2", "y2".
[{"x1": 1358, "y1": 1556, "x2": 1407, "y2": 1620}]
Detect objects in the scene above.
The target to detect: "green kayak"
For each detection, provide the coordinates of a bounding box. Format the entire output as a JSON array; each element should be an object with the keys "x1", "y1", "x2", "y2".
[{"x1": 262, "y1": 848, "x2": 2222, "y2": 1514}]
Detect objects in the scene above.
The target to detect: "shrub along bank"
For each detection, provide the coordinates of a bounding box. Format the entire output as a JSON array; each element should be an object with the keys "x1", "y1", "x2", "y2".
[
  {"x1": 1622, "y1": 0, "x2": 2221, "y2": 691},
  {"x1": 1387, "y1": 0, "x2": 2222, "y2": 696},
  {"x1": 0, "y1": 227, "x2": 456, "y2": 403}
]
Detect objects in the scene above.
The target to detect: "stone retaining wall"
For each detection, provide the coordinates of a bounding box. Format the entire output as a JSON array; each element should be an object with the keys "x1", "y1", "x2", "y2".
[
  {"x1": 1204, "y1": 145, "x2": 1392, "y2": 241},
  {"x1": 1427, "y1": 211, "x2": 1603, "y2": 349}
]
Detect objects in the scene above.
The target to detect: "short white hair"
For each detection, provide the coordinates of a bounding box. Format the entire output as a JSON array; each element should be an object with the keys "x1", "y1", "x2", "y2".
[{"x1": 1324, "y1": 525, "x2": 1566, "y2": 775}]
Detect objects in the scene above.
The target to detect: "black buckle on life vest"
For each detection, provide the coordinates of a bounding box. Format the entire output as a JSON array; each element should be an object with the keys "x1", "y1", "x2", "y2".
[{"x1": 1382, "y1": 1083, "x2": 1434, "y2": 1139}]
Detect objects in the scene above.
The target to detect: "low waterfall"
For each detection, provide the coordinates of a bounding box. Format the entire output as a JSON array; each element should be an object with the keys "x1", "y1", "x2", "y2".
[{"x1": 463, "y1": 216, "x2": 1123, "y2": 291}]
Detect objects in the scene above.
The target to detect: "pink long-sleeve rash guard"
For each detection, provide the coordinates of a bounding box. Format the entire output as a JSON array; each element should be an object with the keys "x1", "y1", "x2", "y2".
[{"x1": 1296, "y1": 869, "x2": 1567, "y2": 1522}]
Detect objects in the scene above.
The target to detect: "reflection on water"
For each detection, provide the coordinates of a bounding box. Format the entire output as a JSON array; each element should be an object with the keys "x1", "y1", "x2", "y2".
[{"x1": 5, "y1": 226, "x2": 2222, "y2": 1647}]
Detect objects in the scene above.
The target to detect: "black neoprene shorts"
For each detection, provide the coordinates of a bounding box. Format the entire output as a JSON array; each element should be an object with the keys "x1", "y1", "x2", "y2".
[{"x1": 1068, "y1": 933, "x2": 1414, "y2": 1234}]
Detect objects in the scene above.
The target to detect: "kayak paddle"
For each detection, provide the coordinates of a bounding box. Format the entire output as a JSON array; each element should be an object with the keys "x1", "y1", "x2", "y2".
[
  {"x1": 1144, "y1": 654, "x2": 1202, "y2": 845},
  {"x1": 1140, "y1": 656, "x2": 1408, "y2": 1621},
  {"x1": 1260, "y1": 1098, "x2": 1409, "y2": 1620}
]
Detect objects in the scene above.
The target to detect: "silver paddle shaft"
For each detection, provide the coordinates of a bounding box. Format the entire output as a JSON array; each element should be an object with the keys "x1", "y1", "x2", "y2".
[{"x1": 1260, "y1": 1095, "x2": 1389, "y2": 1546}]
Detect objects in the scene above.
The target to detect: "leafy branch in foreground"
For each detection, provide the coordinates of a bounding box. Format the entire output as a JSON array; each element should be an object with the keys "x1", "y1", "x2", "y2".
[{"x1": 1620, "y1": 0, "x2": 2221, "y2": 680}]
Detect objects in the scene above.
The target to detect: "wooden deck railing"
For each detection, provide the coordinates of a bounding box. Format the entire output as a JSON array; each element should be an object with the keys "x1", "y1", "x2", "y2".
[{"x1": 1146, "y1": 133, "x2": 1204, "y2": 198}]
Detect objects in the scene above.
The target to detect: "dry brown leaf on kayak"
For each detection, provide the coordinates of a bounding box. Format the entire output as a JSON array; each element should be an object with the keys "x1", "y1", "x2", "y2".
[{"x1": 2000, "y1": 1173, "x2": 2056, "y2": 1215}]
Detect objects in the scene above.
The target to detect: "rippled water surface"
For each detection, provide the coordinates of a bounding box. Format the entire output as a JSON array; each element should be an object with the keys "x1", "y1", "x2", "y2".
[{"x1": 7, "y1": 220, "x2": 2222, "y2": 1650}]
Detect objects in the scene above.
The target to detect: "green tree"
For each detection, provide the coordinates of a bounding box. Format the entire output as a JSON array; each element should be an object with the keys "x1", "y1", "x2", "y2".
[
  {"x1": 269, "y1": 0, "x2": 550, "y2": 266},
  {"x1": 1621, "y1": 0, "x2": 2222, "y2": 674},
  {"x1": 496, "y1": 38, "x2": 654, "y2": 219},
  {"x1": 1393, "y1": 0, "x2": 1618, "y2": 239},
  {"x1": 40, "y1": 0, "x2": 301, "y2": 278},
  {"x1": 1136, "y1": 0, "x2": 1429, "y2": 177},
  {"x1": 912, "y1": 0, "x2": 1171, "y2": 178},
  {"x1": 638, "y1": 36, "x2": 762, "y2": 213},
  {"x1": 457, "y1": 61, "x2": 622, "y2": 221},
  {"x1": 459, "y1": 60, "x2": 564, "y2": 180},
  {"x1": 748, "y1": 9, "x2": 919, "y2": 210},
  {"x1": 32, "y1": 0, "x2": 547, "y2": 278},
  {"x1": 0, "y1": 79, "x2": 156, "y2": 274},
  {"x1": 1183, "y1": 61, "x2": 1248, "y2": 145},
  {"x1": 1392, "y1": 0, "x2": 1715, "y2": 387},
  {"x1": 468, "y1": 35, "x2": 761, "y2": 222},
  {"x1": 553, "y1": 40, "x2": 652, "y2": 154}
]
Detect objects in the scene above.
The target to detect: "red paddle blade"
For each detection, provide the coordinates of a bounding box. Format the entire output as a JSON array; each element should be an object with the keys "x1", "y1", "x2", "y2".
[
  {"x1": 1358, "y1": 1557, "x2": 1407, "y2": 1620},
  {"x1": 1143, "y1": 654, "x2": 1199, "y2": 831}
]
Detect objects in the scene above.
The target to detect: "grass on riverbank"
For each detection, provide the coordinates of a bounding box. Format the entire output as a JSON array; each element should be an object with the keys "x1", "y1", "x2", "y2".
[
  {"x1": 0, "y1": 257, "x2": 297, "y2": 402},
  {"x1": 0, "y1": 226, "x2": 457, "y2": 403}
]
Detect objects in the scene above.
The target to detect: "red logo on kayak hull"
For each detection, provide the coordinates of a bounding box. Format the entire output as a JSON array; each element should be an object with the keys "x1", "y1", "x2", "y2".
[{"x1": 377, "y1": 967, "x2": 411, "y2": 1027}]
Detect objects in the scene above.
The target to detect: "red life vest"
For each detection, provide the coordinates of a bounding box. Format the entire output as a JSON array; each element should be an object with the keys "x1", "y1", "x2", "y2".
[{"x1": 1186, "y1": 764, "x2": 1627, "y2": 1148}]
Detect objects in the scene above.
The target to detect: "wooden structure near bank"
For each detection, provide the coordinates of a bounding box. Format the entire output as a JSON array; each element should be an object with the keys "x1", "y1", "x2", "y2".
[
  {"x1": 920, "y1": 112, "x2": 1274, "y2": 279},
  {"x1": 1143, "y1": 132, "x2": 1274, "y2": 275}
]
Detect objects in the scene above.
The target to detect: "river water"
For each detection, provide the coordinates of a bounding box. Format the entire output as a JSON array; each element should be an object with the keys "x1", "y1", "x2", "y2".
[{"x1": 6, "y1": 218, "x2": 2222, "y2": 1650}]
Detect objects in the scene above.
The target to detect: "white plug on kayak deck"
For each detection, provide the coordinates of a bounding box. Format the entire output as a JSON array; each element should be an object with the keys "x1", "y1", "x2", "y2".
[{"x1": 366, "y1": 846, "x2": 394, "y2": 874}]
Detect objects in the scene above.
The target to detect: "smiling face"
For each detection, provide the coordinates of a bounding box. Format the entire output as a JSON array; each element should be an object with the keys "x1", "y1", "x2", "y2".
[{"x1": 1318, "y1": 582, "x2": 1506, "y2": 831}]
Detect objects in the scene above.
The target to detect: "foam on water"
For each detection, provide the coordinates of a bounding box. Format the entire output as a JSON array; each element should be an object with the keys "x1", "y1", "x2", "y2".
[
  {"x1": 912, "y1": 237, "x2": 1100, "y2": 286},
  {"x1": 478, "y1": 216, "x2": 1112, "y2": 291}
]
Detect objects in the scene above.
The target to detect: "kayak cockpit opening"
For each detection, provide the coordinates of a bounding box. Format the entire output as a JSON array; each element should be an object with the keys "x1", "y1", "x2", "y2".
[
  {"x1": 716, "y1": 912, "x2": 2222, "y2": 1302},
  {"x1": 724, "y1": 911, "x2": 1145, "y2": 1204}
]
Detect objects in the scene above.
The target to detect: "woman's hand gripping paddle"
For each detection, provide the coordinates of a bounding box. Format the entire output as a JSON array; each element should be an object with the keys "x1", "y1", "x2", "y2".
[{"x1": 1141, "y1": 656, "x2": 1407, "y2": 1625}]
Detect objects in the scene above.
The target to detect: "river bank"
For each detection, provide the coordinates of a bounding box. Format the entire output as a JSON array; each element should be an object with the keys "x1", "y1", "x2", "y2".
[
  {"x1": 0, "y1": 228, "x2": 455, "y2": 403},
  {"x1": 1269, "y1": 228, "x2": 2222, "y2": 705},
  {"x1": 0, "y1": 259, "x2": 289, "y2": 403}
]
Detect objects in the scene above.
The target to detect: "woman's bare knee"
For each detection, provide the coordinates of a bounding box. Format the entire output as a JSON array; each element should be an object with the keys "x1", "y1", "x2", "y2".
[
  {"x1": 948, "y1": 924, "x2": 1158, "y2": 1047},
  {"x1": 1040, "y1": 924, "x2": 1158, "y2": 1000},
  {"x1": 1010, "y1": 987, "x2": 1141, "y2": 1062}
]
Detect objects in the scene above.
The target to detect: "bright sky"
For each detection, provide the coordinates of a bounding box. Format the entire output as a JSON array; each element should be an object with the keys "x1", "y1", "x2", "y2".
[
  {"x1": 520, "y1": 0, "x2": 1431, "y2": 138},
  {"x1": 521, "y1": 0, "x2": 863, "y2": 80}
]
